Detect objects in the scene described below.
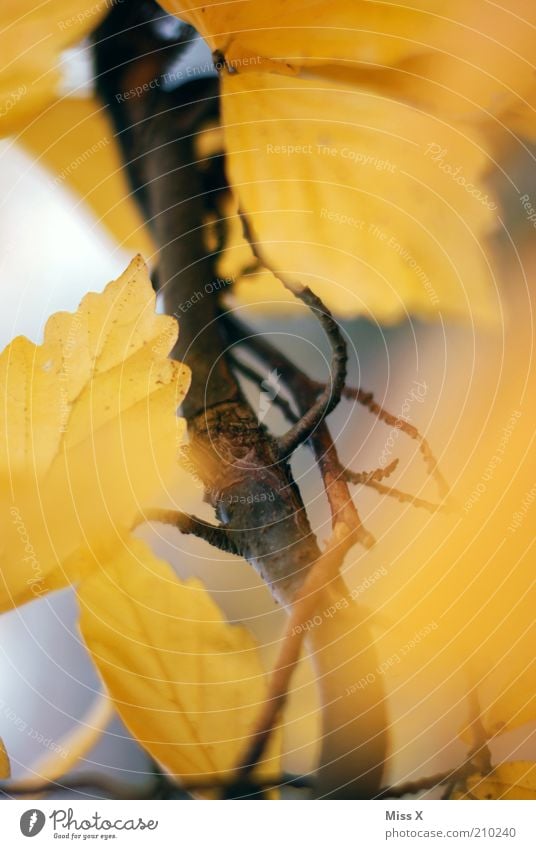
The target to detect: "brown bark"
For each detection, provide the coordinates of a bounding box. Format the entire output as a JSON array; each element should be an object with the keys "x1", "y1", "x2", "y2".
[{"x1": 92, "y1": 0, "x2": 387, "y2": 798}]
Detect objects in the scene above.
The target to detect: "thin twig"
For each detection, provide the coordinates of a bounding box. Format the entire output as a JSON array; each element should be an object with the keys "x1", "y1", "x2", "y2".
[
  {"x1": 340, "y1": 385, "x2": 451, "y2": 500},
  {"x1": 344, "y1": 457, "x2": 446, "y2": 514},
  {"x1": 222, "y1": 311, "x2": 374, "y2": 547},
  {"x1": 230, "y1": 524, "x2": 357, "y2": 789},
  {"x1": 238, "y1": 211, "x2": 348, "y2": 457},
  {"x1": 376, "y1": 763, "x2": 473, "y2": 799},
  {"x1": 355, "y1": 480, "x2": 446, "y2": 514},
  {"x1": 466, "y1": 686, "x2": 493, "y2": 775},
  {"x1": 228, "y1": 353, "x2": 299, "y2": 425},
  {"x1": 0, "y1": 772, "x2": 312, "y2": 800},
  {"x1": 343, "y1": 459, "x2": 399, "y2": 484},
  {"x1": 141, "y1": 508, "x2": 240, "y2": 555}
]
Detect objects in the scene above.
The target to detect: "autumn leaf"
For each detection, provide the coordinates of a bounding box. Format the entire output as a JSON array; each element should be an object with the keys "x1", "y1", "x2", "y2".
[
  {"x1": 78, "y1": 537, "x2": 280, "y2": 784},
  {"x1": 157, "y1": 1, "x2": 536, "y2": 322},
  {"x1": 0, "y1": 256, "x2": 190, "y2": 611},
  {"x1": 0, "y1": 738, "x2": 10, "y2": 779},
  {"x1": 159, "y1": 0, "x2": 450, "y2": 73},
  {"x1": 459, "y1": 660, "x2": 536, "y2": 743},
  {"x1": 455, "y1": 762, "x2": 536, "y2": 800},
  {"x1": 364, "y1": 2, "x2": 536, "y2": 130},
  {"x1": 18, "y1": 98, "x2": 154, "y2": 258},
  {"x1": 158, "y1": 2, "x2": 510, "y2": 322},
  {"x1": 482, "y1": 664, "x2": 536, "y2": 739},
  {"x1": 0, "y1": 1, "x2": 108, "y2": 136},
  {"x1": 160, "y1": 0, "x2": 536, "y2": 130},
  {"x1": 220, "y1": 72, "x2": 497, "y2": 322}
]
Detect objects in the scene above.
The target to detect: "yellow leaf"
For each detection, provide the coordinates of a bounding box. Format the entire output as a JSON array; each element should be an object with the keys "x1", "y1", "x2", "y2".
[
  {"x1": 162, "y1": 0, "x2": 536, "y2": 135},
  {"x1": 160, "y1": 0, "x2": 450, "y2": 73},
  {"x1": 0, "y1": 738, "x2": 10, "y2": 779},
  {"x1": 369, "y1": 2, "x2": 536, "y2": 127},
  {"x1": 0, "y1": 256, "x2": 190, "y2": 612},
  {"x1": 221, "y1": 72, "x2": 498, "y2": 322},
  {"x1": 482, "y1": 661, "x2": 536, "y2": 740},
  {"x1": 17, "y1": 98, "x2": 154, "y2": 258},
  {"x1": 0, "y1": 1, "x2": 108, "y2": 135},
  {"x1": 78, "y1": 537, "x2": 279, "y2": 783},
  {"x1": 465, "y1": 763, "x2": 536, "y2": 800}
]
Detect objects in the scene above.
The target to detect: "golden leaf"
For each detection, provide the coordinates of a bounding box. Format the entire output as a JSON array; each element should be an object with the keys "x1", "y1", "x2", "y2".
[
  {"x1": 480, "y1": 662, "x2": 536, "y2": 740},
  {"x1": 160, "y1": 1, "x2": 536, "y2": 321},
  {"x1": 365, "y1": 2, "x2": 536, "y2": 127},
  {"x1": 78, "y1": 537, "x2": 280, "y2": 783},
  {"x1": 162, "y1": 0, "x2": 535, "y2": 131},
  {"x1": 0, "y1": 1, "x2": 108, "y2": 135},
  {"x1": 462, "y1": 763, "x2": 536, "y2": 800},
  {"x1": 17, "y1": 98, "x2": 154, "y2": 258},
  {"x1": 0, "y1": 256, "x2": 190, "y2": 611},
  {"x1": 159, "y1": 0, "x2": 450, "y2": 73},
  {"x1": 221, "y1": 72, "x2": 498, "y2": 322},
  {"x1": 0, "y1": 738, "x2": 10, "y2": 779}
]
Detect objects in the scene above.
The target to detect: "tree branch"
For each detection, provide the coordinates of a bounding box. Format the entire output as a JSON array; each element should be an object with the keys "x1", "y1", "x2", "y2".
[
  {"x1": 142, "y1": 508, "x2": 240, "y2": 554},
  {"x1": 238, "y1": 212, "x2": 348, "y2": 458}
]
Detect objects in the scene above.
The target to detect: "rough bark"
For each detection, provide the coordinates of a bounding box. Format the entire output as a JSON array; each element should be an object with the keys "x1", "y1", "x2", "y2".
[{"x1": 93, "y1": 0, "x2": 387, "y2": 797}]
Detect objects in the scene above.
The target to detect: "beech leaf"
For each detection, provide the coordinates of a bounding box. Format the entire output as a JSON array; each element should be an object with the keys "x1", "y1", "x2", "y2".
[
  {"x1": 78, "y1": 538, "x2": 280, "y2": 783},
  {"x1": 0, "y1": 256, "x2": 190, "y2": 611}
]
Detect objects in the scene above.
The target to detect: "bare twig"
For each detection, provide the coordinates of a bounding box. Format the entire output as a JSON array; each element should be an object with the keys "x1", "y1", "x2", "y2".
[
  {"x1": 351, "y1": 480, "x2": 446, "y2": 514},
  {"x1": 222, "y1": 311, "x2": 373, "y2": 547},
  {"x1": 228, "y1": 353, "x2": 299, "y2": 425},
  {"x1": 230, "y1": 523, "x2": 356, "y2": 788},
  {"x1": 340, "y1": 385, "x2": 450, "y2": 500},
  {"x1": 0, "y1": 771, "x2": 312, "y2": 800},
  {"x1": 141, "y1": 508, "x2": 240, "y2": 555},
  {"x1": 378, "y1": 690, "x2": 493, "y2": 801},
  {"x1": 376, "y1": 763, "x2": 474, "y2": 799},
  {"x1": 238, "y1": 212, "x2": 348, "y2": 458},
  {"x1": 466, "y1": 686, "x2": 493, "y2": 775},
  {"x1": 343, "y1": 459, "x2": 399, "y2": 484}
]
